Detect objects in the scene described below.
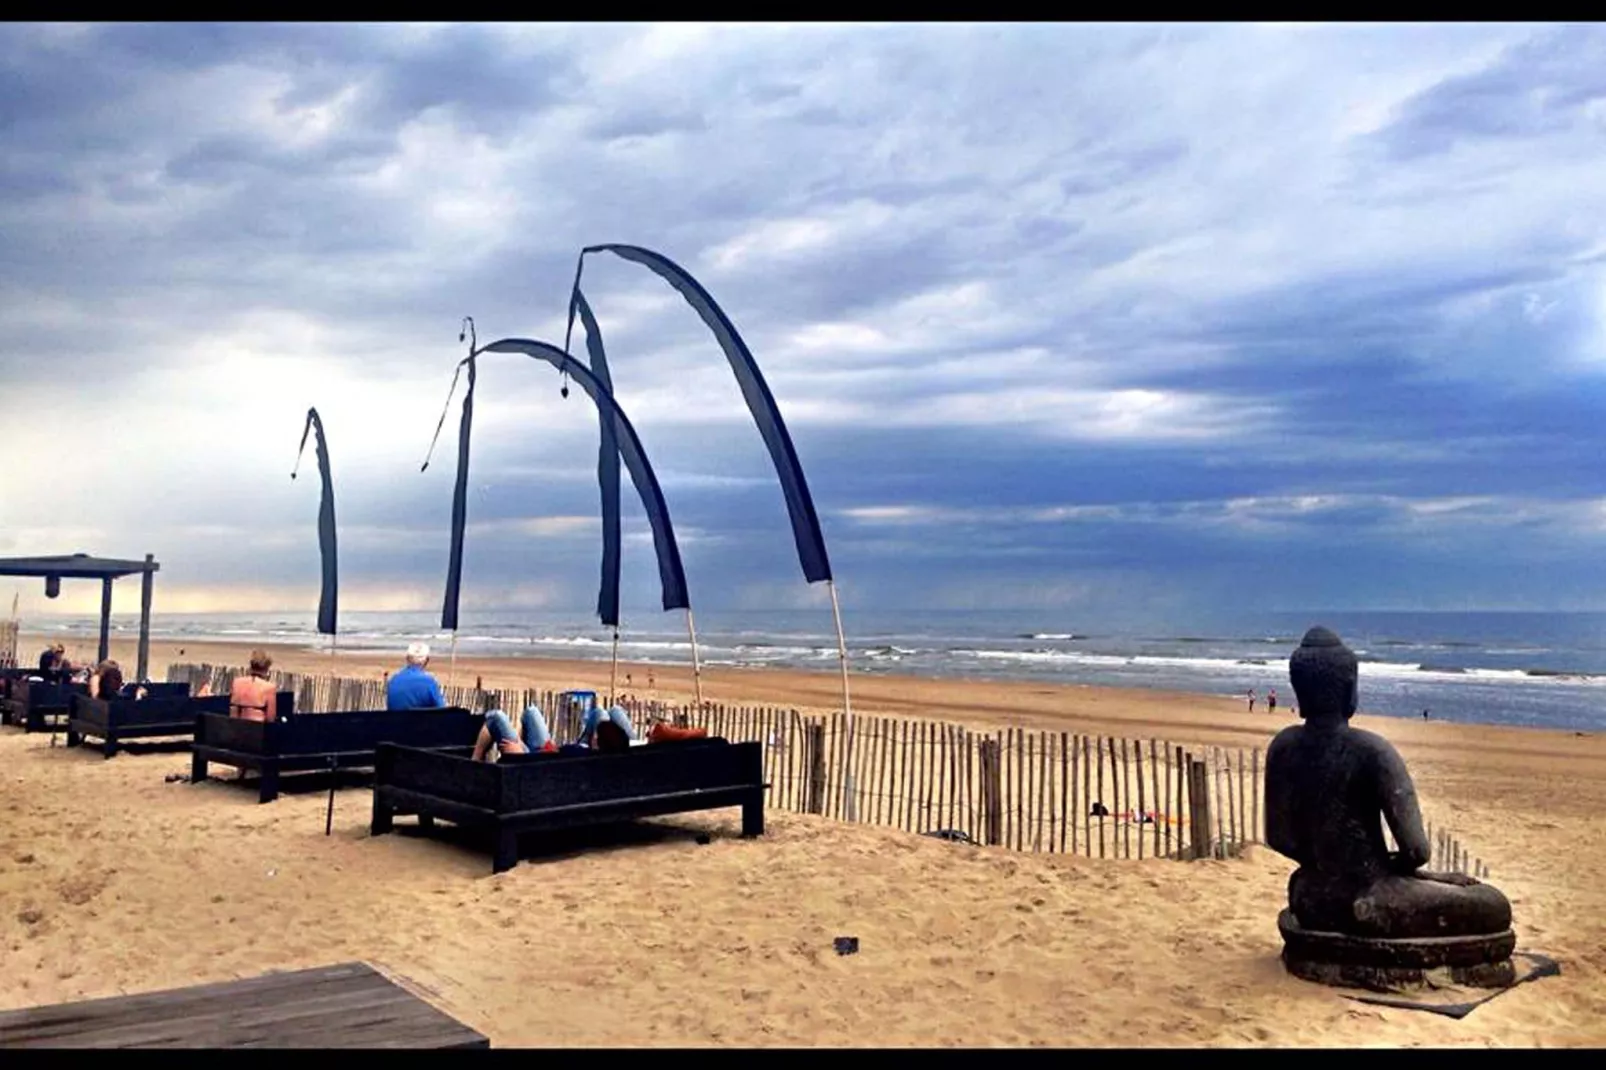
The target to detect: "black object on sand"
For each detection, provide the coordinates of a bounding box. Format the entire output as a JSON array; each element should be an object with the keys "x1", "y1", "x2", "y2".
[{"x1": 834, "y1": 937, "x2": 859, "y2": 956}]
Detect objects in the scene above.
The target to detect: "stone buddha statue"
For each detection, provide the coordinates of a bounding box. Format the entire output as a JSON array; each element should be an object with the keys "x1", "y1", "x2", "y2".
[{"x1": 1264, "y1": 627, "x2": 1514, "y2": 985}]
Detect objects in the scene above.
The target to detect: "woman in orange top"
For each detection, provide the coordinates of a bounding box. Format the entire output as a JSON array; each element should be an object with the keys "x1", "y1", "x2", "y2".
[{"x1": 229, "y1": 650, "x2": 278, "y2": 722}]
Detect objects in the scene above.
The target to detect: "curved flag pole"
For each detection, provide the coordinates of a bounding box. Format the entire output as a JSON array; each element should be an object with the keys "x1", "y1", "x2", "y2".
[
  {"x1": 565, "y1": 244, "x2": 847, "y2": 722},
  {"x1": 292, "y1": 407, "x2": 339, "y2": 678},
  {"x1": 420, "y1": 330, "x2": 702, "y2": 706}
]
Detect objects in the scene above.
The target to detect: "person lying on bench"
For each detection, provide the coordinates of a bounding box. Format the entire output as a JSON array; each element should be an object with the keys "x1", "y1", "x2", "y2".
[
  {"x1": 472, "y1": 705, "x2": 559, "y2": 761},
  {"x1": 229, "y1": 650, "x2": 279, "y2": 722},
  {"x1": 578, "y1": 703, "x2": 639, "y2": 748}
]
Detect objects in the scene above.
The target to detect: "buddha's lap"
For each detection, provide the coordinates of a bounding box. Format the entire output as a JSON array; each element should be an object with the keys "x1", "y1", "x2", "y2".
[{"x1": 1295, "y1": 873, "x2": 1511, "y2": 938}]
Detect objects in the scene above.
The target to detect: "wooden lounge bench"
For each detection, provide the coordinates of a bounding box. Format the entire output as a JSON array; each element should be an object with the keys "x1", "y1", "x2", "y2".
[
  {"x1": 65, "y1": 691, "x2": 294, "y2": 759},
  {"x1": 0, "y1": 961, "x2": 489, "y2": 1048},
  {"x1": 2, "y1": 680, "x2": 89, "y2": 732},
  {"x1": 190, "y1": 707, "x2": 481, "y2": 804},
  {"x1": 370, "y1": 737, "x2": 767, "y2": 873}
]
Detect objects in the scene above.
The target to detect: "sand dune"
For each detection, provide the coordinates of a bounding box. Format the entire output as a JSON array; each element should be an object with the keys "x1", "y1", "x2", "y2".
[{"x1": 2, "y1": 635, "x2": 1603, "y2": 1046}]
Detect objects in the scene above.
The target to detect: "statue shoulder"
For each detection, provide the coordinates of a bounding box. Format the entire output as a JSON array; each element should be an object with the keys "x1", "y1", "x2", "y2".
[{"x1": 1265, "y1": 724, "x2": 1302, "y2": 761}]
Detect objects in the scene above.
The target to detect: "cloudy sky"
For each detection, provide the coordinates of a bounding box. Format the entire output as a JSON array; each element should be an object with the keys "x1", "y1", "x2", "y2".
[{"x1": 4, "y1": 21, "x2": 1606, "y2": 625}]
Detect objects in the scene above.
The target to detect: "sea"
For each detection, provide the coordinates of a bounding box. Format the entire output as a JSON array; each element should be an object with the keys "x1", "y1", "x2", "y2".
[{"x1": 19, "y1": 608, "x2": 1606, "y2": 734}]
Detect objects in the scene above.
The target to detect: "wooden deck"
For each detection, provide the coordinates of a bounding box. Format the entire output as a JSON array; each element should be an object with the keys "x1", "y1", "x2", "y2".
[{"x1": 0, "y1": 962, "x2": 489, "y2": 1048}]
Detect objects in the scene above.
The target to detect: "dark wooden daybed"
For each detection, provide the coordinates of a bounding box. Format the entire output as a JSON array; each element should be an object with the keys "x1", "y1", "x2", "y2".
[
  {"x1": 65, "y1": 690, "x2": 294, "y2": 759},
  {"x1": 369, "y1": 737, "x2": 767, "y2": 873},
  {"x1": 2, "y1": 679, "x2": 89, "y2": 732},
  {"x1": 190, "y1": 707, "x2": 481, "y2": 804}
]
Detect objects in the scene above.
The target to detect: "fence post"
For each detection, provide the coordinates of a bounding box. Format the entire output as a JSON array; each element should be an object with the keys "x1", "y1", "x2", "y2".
[
  {"x1": 805, "y1": 720, "x2": 827, "y2": 815},
  {"x1": 979, "y1": 737, "x2": 1003, "y2": 846},
  {"x1": 1189, "y1": 758, "x2": 1213, "y2": 861}
]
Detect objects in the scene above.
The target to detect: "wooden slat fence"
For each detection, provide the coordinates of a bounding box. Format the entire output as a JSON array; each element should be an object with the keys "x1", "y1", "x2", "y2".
[{"x1": 164, "y1": 661, "x2": 1491, "y2": 874}]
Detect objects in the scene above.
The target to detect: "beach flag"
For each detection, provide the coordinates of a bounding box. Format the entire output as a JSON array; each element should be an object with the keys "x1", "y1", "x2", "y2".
[
  {"x1": 565, "y1": 244, "x2": 833, "y2": 586},
  {"x1": 422, "y1": 336, "x2": 691, "y2": 634},
  {"x1": 290, "y1": 407, "x2": 338, "y2": 637},
  {"x1": 570, "y1": 289, "x2": 622, "y2": 629}
]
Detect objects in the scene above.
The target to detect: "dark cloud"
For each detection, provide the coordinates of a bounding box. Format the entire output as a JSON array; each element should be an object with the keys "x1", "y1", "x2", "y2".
[{"x1": 5, "y1": 22, "x2": 1606, "y2": 616}]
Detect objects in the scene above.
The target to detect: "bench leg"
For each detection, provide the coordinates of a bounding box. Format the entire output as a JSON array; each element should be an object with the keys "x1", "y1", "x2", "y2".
[
  {"x1": 257, "y1": 766, "x2": 280, "y2": 805},
  {"x1": 371, "y1": 791, "x2": 395, "y2": 836},
  {"x1": 102, "y1": 734, "x2": 118, "y2": 760},
  {"x1": 191, "y1": 751, "x2": 208, "y2": 783},
  {"x1": 418, "y1": 814, "x2": 435, "y2": 830},
  {"x1": 491, "y1": 826, "x2": 520, "y2": 874},
  {"x1": 742, "y1": 793, "x2": 765, "y2": 838},
  {"x1": 65, "y1": 726, "x2": 81, "y2": 747}
]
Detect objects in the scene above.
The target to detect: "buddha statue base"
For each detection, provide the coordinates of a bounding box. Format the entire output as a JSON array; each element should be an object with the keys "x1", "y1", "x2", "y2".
[{"x1": 1278, "y1": 909, "x2": 1517, "y2": 993}]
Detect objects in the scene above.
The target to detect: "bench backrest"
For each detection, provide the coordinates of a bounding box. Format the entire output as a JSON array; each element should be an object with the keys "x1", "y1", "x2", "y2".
[
  {"x1": 376, "y1": 738, "x2": 763, "y2": 814},
  {"x1": 72, "y1": 692, "x2": 236, "y2": 725},
  {"x1": 196, "y1": 705, "x2": 475, "y2": 756}
]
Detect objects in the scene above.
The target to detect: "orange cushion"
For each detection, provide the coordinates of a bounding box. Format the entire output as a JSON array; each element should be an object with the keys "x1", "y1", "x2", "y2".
[{"x1": 649, "y1": 723, "x2": 708, "y2": 743}]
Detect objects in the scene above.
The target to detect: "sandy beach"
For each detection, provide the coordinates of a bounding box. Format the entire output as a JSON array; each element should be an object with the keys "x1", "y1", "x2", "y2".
[{"x1": 3, "y1": 633, "x2": 1604, "y2": 1046}]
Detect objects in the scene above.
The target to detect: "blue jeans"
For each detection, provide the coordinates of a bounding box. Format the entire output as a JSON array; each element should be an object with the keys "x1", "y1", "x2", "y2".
[
  {"x1": 483, "y1": 706, "x2": 551, "y2": 752},
  {"x1": 578, "y1": 704, "x2": 636, "y2": 746}
]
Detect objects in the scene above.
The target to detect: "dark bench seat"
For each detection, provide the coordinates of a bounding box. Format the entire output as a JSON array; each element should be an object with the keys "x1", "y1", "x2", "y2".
[
  {"x1": 190, "y1": 707, "x2": 481, "y2": 804},
  {"x1": 66, "y1": 691, "x2": 293, "y2": 759},
  {"x1": 2, "y1": 680, "x2": 89, "y2": 732},
  {"x1": 370, "y1": 737, "x2": 767, "y2": 873}
]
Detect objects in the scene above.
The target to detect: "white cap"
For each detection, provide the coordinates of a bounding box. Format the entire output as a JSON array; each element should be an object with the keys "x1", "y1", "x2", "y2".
[{"x1": 406, "y1": 641, "x2": 431, "y2": 664}]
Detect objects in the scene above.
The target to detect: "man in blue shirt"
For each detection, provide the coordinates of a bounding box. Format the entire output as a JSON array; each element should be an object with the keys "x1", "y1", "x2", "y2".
[{"x1": 386, "y1": 642, "x2": 446, "y2": 711}]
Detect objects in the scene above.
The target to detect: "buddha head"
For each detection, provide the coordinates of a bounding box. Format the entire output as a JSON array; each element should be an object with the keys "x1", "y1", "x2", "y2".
[{"x1": 1289, "y1": 626, "x2": 1358, "y2": 724}]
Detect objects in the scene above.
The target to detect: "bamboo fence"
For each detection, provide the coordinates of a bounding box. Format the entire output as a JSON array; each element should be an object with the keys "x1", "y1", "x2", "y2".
[{"x1": 165, "y1": 661, "x2": 1491, "y2": 875}]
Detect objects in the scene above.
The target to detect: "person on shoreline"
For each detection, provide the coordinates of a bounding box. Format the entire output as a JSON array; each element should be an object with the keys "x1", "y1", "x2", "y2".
[
  {"x1": 229, "y1": 650, "x2": 278, "y2": 722},
  {"x1": 1267, "y1": 688, "x2": 1278, "y2": 714},
  {"x1": 386, "y1": 642, "x2": 446, "y2": 711},
  {"x1": 1247, "y1": 688, "x2": 1256, "y2": 713}
]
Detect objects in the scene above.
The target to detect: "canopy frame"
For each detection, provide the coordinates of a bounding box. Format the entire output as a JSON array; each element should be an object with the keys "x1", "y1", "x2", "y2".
[{"x1": 0, "y1": 553, "x2": 160, "y2": 680}]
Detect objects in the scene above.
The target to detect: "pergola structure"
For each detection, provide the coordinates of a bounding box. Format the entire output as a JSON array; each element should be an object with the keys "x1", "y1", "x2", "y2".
[{"x1": 0, "y1": 554, "x2": 160, "y2": 681}]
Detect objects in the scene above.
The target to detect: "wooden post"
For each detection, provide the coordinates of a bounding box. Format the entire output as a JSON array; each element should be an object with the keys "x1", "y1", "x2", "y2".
[
  {"x1": 1059, "y1": 731, "x2": 1071, "y2": 855},
  {"x1": 1251, "y1": 748, "x2": 1261, "y2": 843},
  {"x1": 1149, "y1": 739, "x2": 1162, "y2": 858},
  {"x1": 1135, "y1": 739, "x2": 1146, "y2": 860},
  {"x1": 97, "y1": 576, "x2": 113, "y2": 666},
  {"x1": 136, "y1": 553, "x2": 155, "y2": 683},
  {"x1": 1120, "y1": 738, "x2": 1132, "y2": 859},
  {"x1": 980, "y1": 737, "x2": 1003, "y2": 846},
  {"x1": 1189, "y1": 757, "x2": 1213, "y2": 861},
  {"x1": 1082, "y1": 735, "x2": 1093, "y2": 858},
  {"x1": 1095, "y1": 736, "x2": 1106, "y2": 859},
  {"x1": 805, "y1": 720, "x2": 827, "y2": 815}
]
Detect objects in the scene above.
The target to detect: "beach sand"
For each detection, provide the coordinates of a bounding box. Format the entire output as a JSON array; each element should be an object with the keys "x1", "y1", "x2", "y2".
[{"x1": 2, "y1": 634, "x2": 1604, "y2": 1046}]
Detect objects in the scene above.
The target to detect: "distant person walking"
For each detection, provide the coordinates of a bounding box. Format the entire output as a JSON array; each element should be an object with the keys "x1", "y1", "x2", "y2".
[
  {"x1": 1267, "y1": 689, "x2": 1278, "y2": 714},
  {"x1": 1247, "y1": 688, "x2": 1256, "y2": 713},
  {"x1": 386, "y1": 642, "x2": 446, "y2": 711}
]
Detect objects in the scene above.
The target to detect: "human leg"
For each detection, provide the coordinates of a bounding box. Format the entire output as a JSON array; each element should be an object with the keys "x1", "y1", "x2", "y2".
[
  {"x1": 604, "y1": 705, "x2": 637, "y2": 740},
  {"x1": 519, "y1": 705, "x2": 552, "y2": 750},
  {"x1": 475, "y1": 710, "x2": 520, "y2": 760}
]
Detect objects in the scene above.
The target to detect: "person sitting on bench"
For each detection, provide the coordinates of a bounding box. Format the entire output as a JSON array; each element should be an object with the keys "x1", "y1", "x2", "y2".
[
  {"x1": 89, "y1": 659, "x2": 125, "y2": 700},
  {"x1": 229, "y1": 650, "x2": 279, "y2": 722},
  {"x1": 387, "y1": 642, "x2": 446, "y2": 711},
  {"x1": 472, "y1": 705, "x2": 559, "y2": 761}
]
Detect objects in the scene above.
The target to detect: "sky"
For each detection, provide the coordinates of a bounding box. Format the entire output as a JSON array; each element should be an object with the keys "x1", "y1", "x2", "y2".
[{"x1": 4, "y1": 21, "x2": 1606, "y2": 626}]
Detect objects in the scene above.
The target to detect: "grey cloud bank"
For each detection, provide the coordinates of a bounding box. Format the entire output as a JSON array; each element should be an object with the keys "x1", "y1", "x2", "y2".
[{"x1": 3, "y1": 21, "x2": 1606, "y2": 622}]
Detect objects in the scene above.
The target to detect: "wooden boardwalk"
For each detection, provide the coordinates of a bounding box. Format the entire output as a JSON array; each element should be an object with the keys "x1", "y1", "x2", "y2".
[{"x1": 0, "y1": 962, "x2": 489, "y2": 1048}]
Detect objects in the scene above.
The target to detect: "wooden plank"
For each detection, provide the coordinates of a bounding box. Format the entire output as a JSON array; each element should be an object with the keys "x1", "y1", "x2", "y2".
[{"x1": 0, "y1": 962, "x2": 488, "y2": 1049}]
